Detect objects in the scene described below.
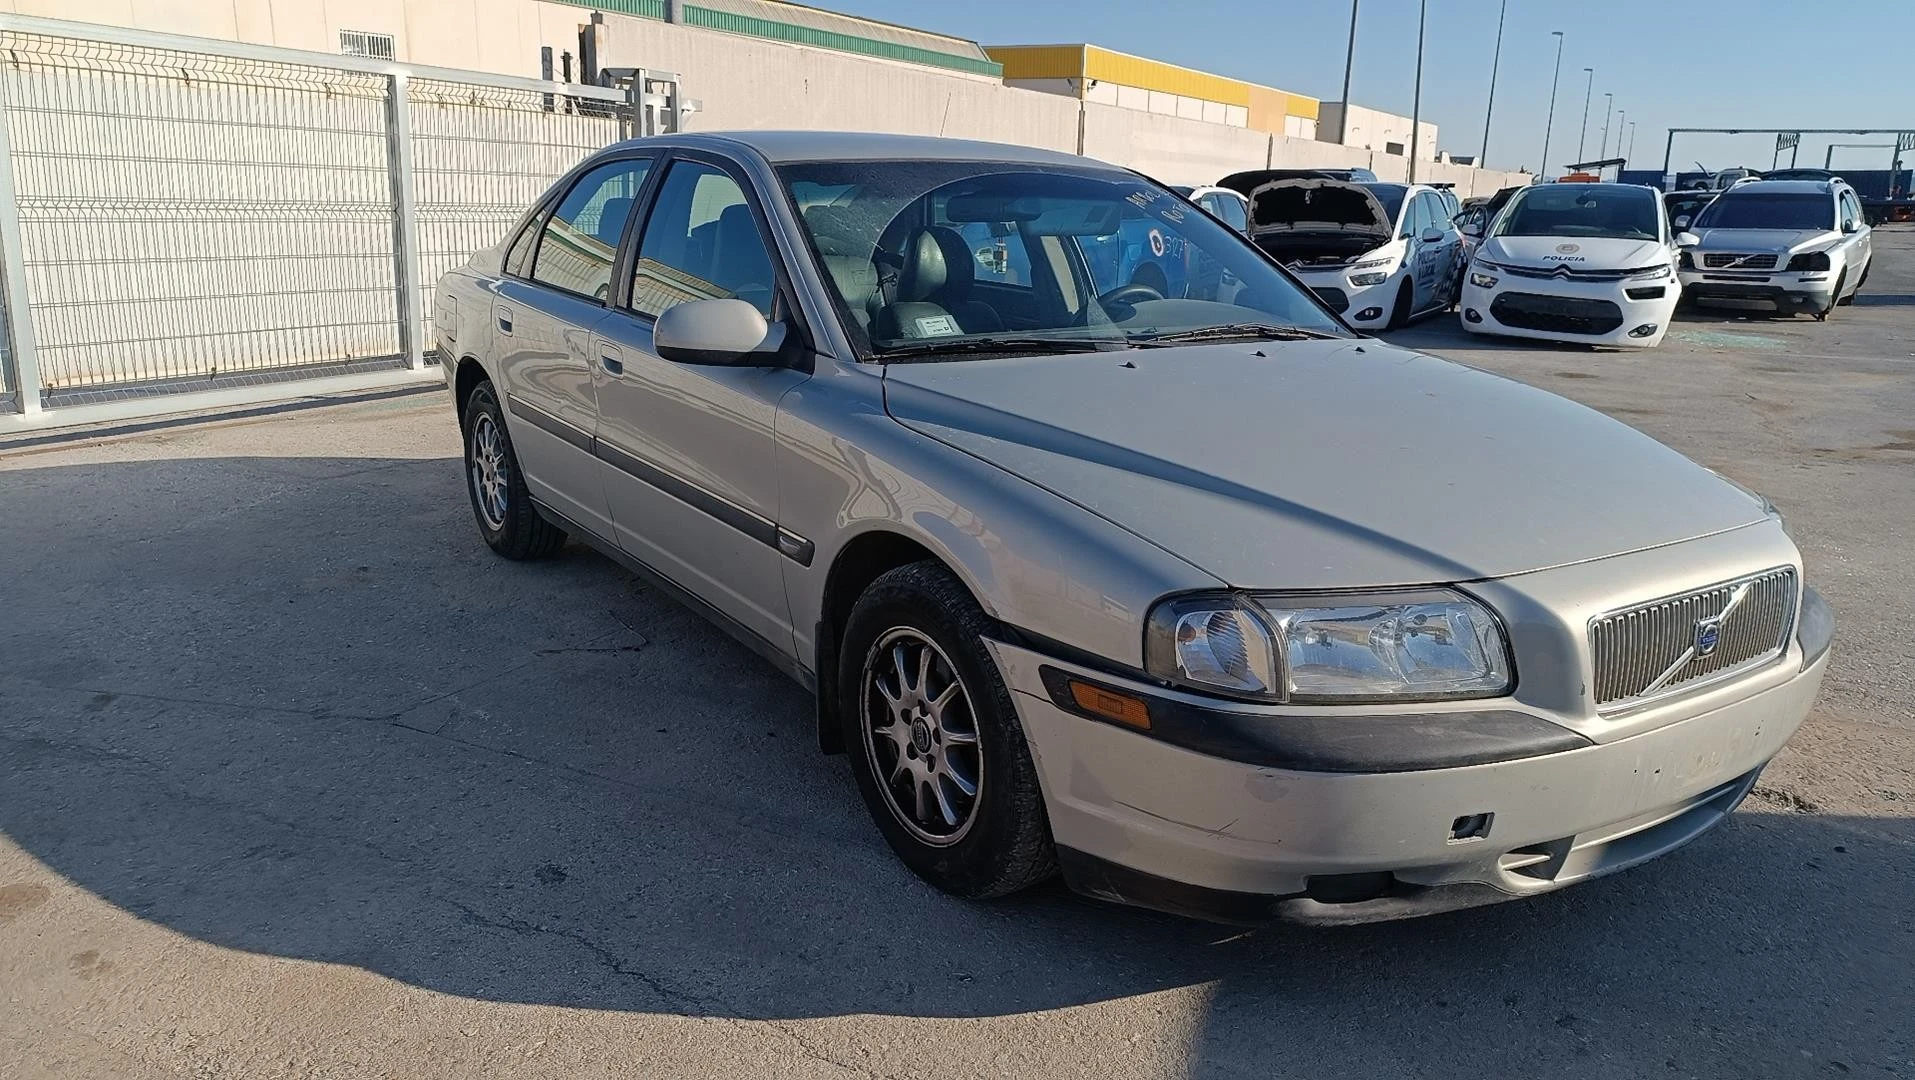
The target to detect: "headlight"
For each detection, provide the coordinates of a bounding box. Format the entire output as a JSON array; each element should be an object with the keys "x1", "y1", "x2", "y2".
[
  {"x1": 1624, "y1": 263, "x2": 1672, "y2": 278},
  {"x1": 1350, "y1": 256, "x2": 1394, "y2": 271},
  {"x1": 1469, "y1": 270, "x2": 1499, "y2": 288},
  {"x1": 1350, "y1": 271, "x2": 1390, "y2": 286},
  {"x1": 1146, "y1": 589, "x2": 1513, "y2": 702},
  {"x1": 1786, "y1": 250, "x2": 1831, "y2": 272}
]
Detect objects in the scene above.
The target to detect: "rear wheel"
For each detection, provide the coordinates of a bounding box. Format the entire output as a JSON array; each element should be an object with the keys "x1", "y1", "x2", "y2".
[
  {"x1": 1386, "y1": 277, "x2": 1415, "y2": 330},
  {"x1": 463, "y1": 381, "x2": 566, "y2": 560},
  {"x1": 838, "y1": 562, "x2": 1055, "y2": 899}
]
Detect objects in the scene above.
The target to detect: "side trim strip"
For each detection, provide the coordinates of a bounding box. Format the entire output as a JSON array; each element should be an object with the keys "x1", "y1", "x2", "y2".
[
  {"x1": 593, "y1": 436, "x2": 779, "y2": 548},
  {"x1": 504, "y1": 392, "x2": 592, "y2": 454},
  {"x1": 501, "y1": 392, "x2": 813, "y2": 566}
]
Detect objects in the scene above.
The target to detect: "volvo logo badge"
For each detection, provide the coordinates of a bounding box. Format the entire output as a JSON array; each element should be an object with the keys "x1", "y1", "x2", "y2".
[
  {"x1": 1556, "y1": 243, "x2": 1581, "y2": 254},
  {"x1": 1694, "y1": 618, "x2": 1723, "y2": 657}
]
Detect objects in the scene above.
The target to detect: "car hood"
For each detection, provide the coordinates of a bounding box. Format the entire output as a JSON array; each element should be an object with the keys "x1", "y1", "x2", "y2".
[
  {"x1": 1223, "y1": 177, "x2": 1393, "y2": 240},
  {"x1": 882, "y1": 341, "x2": 1767, "y2": 589},
  {"x1": 1481, "y1": 235, "x2": 1668, "y2": 269},
  {"x1": 1692, "y1": 228, "x2": 1833, "y2": 253}
]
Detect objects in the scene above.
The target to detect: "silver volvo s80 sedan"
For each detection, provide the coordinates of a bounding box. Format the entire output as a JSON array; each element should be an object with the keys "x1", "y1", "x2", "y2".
[{"x1": 434, "y1": 132, "x2": 1833, "y2": 924}]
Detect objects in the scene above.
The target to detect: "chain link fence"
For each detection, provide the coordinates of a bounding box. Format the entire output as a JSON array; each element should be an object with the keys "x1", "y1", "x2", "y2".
[{"x1": 0, "y1": 15, "x2": 630, "y2": 419}]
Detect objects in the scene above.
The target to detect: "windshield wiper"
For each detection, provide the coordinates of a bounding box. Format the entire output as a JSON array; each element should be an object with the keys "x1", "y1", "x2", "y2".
[
  {"x1": 873, "y1": 336, "x2": 1133, "y2": 361},
  {"x1": 1128, "y1": 322, "x2": 1342, "y2": 345}
]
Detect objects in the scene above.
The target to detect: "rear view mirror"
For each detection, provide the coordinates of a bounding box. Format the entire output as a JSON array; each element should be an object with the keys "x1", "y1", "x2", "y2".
[
  {"x1": 1673, "y1": 215, "x2": 1691, "y2": 230},
  {"x1": 654, "y1": 299, "x2": 788, "y2": 366},
  {"x1": 1676, "y1": 231, "x2": 1701, "y2": 248}
]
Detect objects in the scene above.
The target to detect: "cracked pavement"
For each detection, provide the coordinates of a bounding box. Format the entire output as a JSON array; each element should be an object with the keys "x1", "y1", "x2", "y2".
[{"x1": 2, "y1": 232, "x2": 1914, "y2": 1079}]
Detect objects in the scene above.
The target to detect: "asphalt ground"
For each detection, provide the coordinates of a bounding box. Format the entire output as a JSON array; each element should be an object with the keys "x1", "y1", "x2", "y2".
[{"x1": 2, "y1": 228, "x2": 1912, "y2": 1080}]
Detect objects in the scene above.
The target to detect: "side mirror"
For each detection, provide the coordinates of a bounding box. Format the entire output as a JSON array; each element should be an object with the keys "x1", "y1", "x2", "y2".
[
  {"x1": 654, "y1": 298, "x2": 788, "y2": 366},
  {"x1": 1673, "y1": 215, "x2": 1691, "y2": 230},
  {"x1": 1460, "y1": 220, "x2": 1484, "y2": 238},
  {"x1": 1676, "y1": 231, "x2": 1701, "y2": 248},
  {"x1": 1420, "y1": 226, "x2": 1445, "y2": 244},
  {"x1": 1843, "y1": 220, "x2": 1861, "y2": 234}
]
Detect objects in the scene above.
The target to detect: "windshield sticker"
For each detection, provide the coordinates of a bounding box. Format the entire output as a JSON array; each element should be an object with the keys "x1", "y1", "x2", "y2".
[
  {"x1": 1147, "y1": 229, "x2": 1166, "y2": 258},
  {"x1": 913, "y1": 314, "x2": 960, "y2": 337}
]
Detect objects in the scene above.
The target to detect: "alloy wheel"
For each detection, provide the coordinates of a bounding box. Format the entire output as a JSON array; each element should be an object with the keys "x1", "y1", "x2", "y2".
[
  {"x1": 469, "y1": 412, "x2": 509, "y2": 530},
  {"x1": 860, "y1": 628, "x2": 984, "y2": 846}
]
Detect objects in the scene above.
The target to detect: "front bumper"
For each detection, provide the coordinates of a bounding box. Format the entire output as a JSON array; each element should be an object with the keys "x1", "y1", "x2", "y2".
[
  {"x1": 1678, "y1": 268, "x2": 1836, "y2": 312},
  {"x1": 1294, "y1": 268, "x2": 1398, "y2": 328},
  {"x1": 989, "y1": 587, "x2": 1832, "y2": 925},
  {"x1": 1461, "y1": 272, "x2": 1678, "y2": 348}
]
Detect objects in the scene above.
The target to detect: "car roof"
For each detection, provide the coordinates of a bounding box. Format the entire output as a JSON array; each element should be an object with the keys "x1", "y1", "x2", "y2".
[
  {"x1": 613, "y1": 130, "x2": 1104, "y2": 169},
  {"x1": 1720, "y1": 180, "x2": 1839, "y2": 195}
]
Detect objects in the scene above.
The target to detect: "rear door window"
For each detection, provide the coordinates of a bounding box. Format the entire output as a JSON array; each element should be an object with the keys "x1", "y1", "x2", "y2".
[{"x1": 529, "y1": 158, "x2": 652, "y2": 301}]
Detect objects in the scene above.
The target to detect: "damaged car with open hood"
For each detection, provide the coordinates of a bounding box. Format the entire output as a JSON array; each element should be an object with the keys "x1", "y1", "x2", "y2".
[
  {"x1": 1218, "y1": 170, "x2": 1463, "y2": 330},
  {"x1": 437, "y1": 132, "x2": 1834, "y2": 925}
]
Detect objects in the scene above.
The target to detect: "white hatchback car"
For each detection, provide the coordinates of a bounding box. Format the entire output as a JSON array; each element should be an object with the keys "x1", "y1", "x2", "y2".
[{"x1": 1461, "y1": 183, "x2": 1681, "y2": 348}]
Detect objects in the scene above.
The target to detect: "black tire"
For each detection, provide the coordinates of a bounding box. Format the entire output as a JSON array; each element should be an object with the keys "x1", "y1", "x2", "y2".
[
  {"x1": 1386, "y1": 277, "x2": 1415, "y2": 330},
  {"x1": 837, "y1": 561, "x2": 1055, "y2": 899},
  {"x1": 1838, "y1": 262, "x2": 1866, "y2": 306},
  {"x1": 1815, "y1": 272, "x2": 1845, "y2": 321},
  {"x1": 462, "y1": 381, "x2": 566, "y2": 560}
]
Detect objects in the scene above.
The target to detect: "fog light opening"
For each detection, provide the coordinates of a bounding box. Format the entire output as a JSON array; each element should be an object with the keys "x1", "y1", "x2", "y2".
[
  {"x1": 1463, "y1": 308, "x2": 1483, "y2": 324},
  {"x1": 1448, "y1": 812, "x2": 1494, "y2": 843},
  {"x1": 1355, "y1": 306, "x2": 1384, "y2": 321},
  {"x1": 1628, "y1": 323, "x2": 1659, "y2": 338}
]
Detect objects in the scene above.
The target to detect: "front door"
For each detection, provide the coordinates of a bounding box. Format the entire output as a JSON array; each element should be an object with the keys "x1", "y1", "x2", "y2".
[
  {"x1": 492, "y1": 156, "x2": 653, "y2": 538},
  {"x1": 594, "y1": 157, "x2": 809, "y2": 652}
]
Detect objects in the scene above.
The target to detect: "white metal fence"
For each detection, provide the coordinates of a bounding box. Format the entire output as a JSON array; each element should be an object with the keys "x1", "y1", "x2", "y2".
[{"x1": 0, "y1": 15, "x2": 630, "y2": 423}]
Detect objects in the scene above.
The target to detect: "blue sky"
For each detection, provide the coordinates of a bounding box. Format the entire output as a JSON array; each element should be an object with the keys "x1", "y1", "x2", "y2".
[{"x1": 821, "y1": 0, "x2": 1915, "y2": 176}]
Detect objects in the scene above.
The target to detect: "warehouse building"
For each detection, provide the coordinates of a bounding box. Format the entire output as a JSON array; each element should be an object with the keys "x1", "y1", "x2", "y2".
[
  {"x1": 3, "y1": 0, "x2": 1527, "y2": 191},
  {"x1": 1318, "y1": 102, "x2": 1440, "y2": 163},
  {"x1": 986, "y1": 44, "x2": 1320, "y2": 141}
]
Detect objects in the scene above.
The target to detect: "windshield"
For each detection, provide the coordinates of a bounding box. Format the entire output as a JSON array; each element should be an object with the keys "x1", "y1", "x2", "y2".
[
  {"x1": 1693, "y1": 192, "x2": 1835, "y2": 231},
  {"x1": 1491, "y1": 184, "x2": 1660, "y2": 240},
  {"x1": 778, "y1": 161, "x2": 1348, "y2": 357},
  {"x1": 1361, "y1": 183, "x2": 1409, "y2": 226}
]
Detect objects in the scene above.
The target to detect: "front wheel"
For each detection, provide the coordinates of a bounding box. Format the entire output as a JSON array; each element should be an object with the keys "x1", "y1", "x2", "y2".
[
  {"x1": 1814, "y1": 272, "x2": 1846, "y2": 321},
  {"x1": 463, "y1": 381, "x2": 566, "y2": 560},
  {"x1": 1386, "y1": 277, "x2": 1415, "y2": 330},
  {"x1": 838, "y1": 562, "x2": 1055, "y2": 899}
]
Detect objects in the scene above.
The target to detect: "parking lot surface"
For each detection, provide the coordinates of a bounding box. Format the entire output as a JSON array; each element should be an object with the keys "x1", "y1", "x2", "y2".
[{"x1": 3, "y1": 230, "x2": 1913, "y2": 1080}]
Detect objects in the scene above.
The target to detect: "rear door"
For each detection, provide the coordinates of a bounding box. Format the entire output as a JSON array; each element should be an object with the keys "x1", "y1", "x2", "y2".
[
  {"x1": 492, "y1": 155, "x2": 653, "y2": 537},
  {"x1": 593, "y1": 154, "x2": 809, "y2": 653},
  {"x1": 1840, "y1": 190, "x2": 1871, "y2": 285}
]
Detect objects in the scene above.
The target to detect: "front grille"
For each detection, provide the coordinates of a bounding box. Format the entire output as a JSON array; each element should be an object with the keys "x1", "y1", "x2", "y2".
[
  {"x1": 1589, "y1": 567, "x2": 1797, "y2": 709},
  {"x1": 1489, "y1": 292, "x2": 1625, "y2": 335},
  {"x1": 1502, "y1": 264, "x2": 1630, "y2": 282},
  {"x1": 1703, "y1": 253, "x2": 1778, "y2": 270},
  {"x1": 1311, "y1": 286, "x2": 1350, "y2": 313}
]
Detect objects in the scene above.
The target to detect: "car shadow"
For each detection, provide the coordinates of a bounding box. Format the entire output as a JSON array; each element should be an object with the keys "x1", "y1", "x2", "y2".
[
  {"x1": 1, "y1": 454, "x2": 1908, "y2": 1075},
  {"x1": 1852, "y1": 292, "x2": 1915, "y2": 307}
]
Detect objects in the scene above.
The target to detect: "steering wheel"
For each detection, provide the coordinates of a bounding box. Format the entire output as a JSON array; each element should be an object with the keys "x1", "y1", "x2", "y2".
[{"x1": 1096, "y1": 282, "x2": 1165, "y2": 309}]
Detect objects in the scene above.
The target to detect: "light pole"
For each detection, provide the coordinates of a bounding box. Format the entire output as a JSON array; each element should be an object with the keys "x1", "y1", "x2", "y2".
[
  {"x1": 1625, "y1": 121, "x2": 1636, "y2": 163},
  {"x1": 1614, "y1": 110, "x2": 1626, "y2": 163},
  {"x1": 1480, "y1": 0, "x2": 1508, "y2": 166},
  {"x1": 1336, "y1": 0, "x2": 1359, "y2": 143},
  {"x1": 1538, "y1": 31, "x2": 1565, "y2": 179},
  {"x1": 1598, "y1": 93, "x2": 1614, "y2": 157},
  {"x1": 1577, "y1": 68, "x2": 1594, "y2": 162},
  {"x1": 1408, "y1": 0, "x2": 1427, "y2": 181}
]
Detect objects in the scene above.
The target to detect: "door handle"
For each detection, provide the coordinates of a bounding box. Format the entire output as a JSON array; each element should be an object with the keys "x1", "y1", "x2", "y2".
[
  {"x1": 601, "y1": 351, "x2": 624, "y2": 376},
  {"x1": 496, "y1": 308, "x2": 514, "y2": 334}
]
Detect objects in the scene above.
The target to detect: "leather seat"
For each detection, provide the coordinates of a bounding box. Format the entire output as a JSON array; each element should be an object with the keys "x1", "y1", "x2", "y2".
[{"x1": 874, "y1": 226, "x2": 1004, "y2": 340}]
